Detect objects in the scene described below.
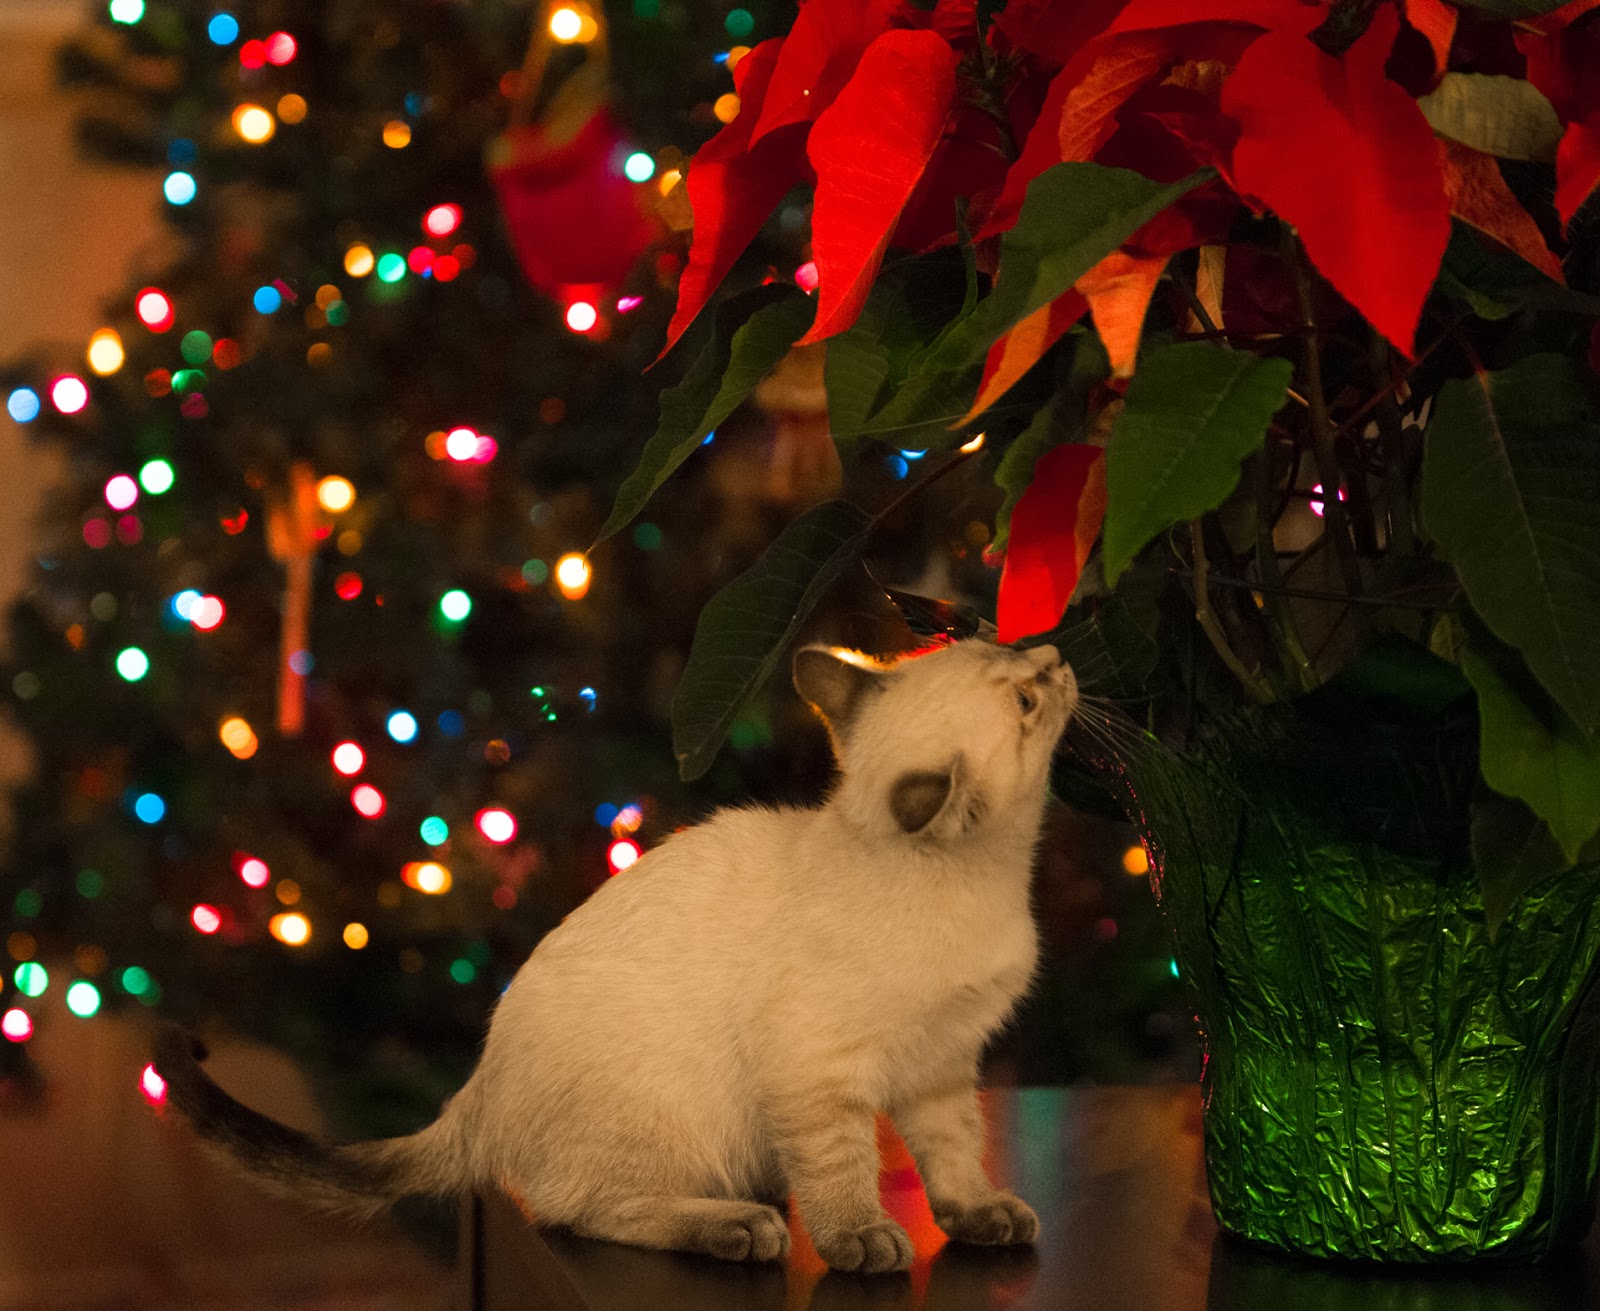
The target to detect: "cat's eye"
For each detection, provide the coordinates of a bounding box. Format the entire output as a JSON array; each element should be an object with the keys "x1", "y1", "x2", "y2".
[{"x1": 1016, "y1": 685, "x2": 1038, "y2": 714}]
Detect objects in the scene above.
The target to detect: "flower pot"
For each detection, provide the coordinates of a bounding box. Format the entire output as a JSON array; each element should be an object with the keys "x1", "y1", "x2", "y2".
[{"x1": 1118, "y1": 703, "x2": 1600, "y2": 1262}]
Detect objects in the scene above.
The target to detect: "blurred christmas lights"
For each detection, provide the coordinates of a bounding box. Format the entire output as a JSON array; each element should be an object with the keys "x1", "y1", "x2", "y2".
[
  {"x1": 116, "y1": 647, "x2": 149, "y2": 681},
  {"x1": 7, "y1": 388, "x2": 40, "y2": 423},
  {"x1": 382, "y1": 120, "x2": 411, "y2": 149},
  {"x1": 420, "y1": 816, "x2": 449, "y2": 845},
  {"x1": 14, "y1": 962, "x2": 47, "y2": 996},
  {"x1": 52, "y1": 376, "x2": 89, "y2": 414},
  {"x1": 316, "y1": 475, "x2": 356, "y2": 512},
  {"x1": 65, "y1": 981, "x2": 101, "y2": 1017},
  {"x1": 332, "y1": 742, "x2": 365, "y2": 775},
  {"x1": 387, "y1": 711, "x2": 418, "y2": 742},
  {"x1": 87, "y1": 328, "x2": 125, "y2": 374},
  {"x1": 136, "y1": 288, "x2": 175, "y2": 331},
  {"x1": 207, "y1": 12, "x2": 239, "y2": 43},
  {"x1": 139, "y1": 1063, "x2": 168, "y2": 1104},
  {"x1": 270, "y1": 912, "x2": 311, "y2": 946},
  {"x1": 191, "y1": 904, "x2": 222, "y2": 934},
  {"x1": 277, "y1": 93, "x2": 307, "y2": 124},
  {"x1": 344, "y1": 244, "x2": 375, "y2": 277},
  {"x1": 794, "y1": 261, "x2": 819, "y2": 293},
  {"x1": 190, "y1": 595, "x2": 225, "y2": 630},
  {"x1": 476, "y1": 808, "x2": 517, "y2": 844},
  {"x1": 1, "y1": 1009, "x2": 32, "y2": 1042},
  {"x1": 439, "y1": 589, "x2": 472, "y2": 622},
  {"x1": 343, "y1": 922, "x2": 369, "y2": 949},
  {"x1": 1122, "y1": 844, "x2": 1150, "y2": 876},
  {"x1": 163, "y1": 171, "x2": 197, "y2": 205},
  {"x1": 232, "y1": 104, "x2": 276, "y2": 144},
  {"x1": 352, "y1": 784, "x2": 386, "y2": 817},
  {"x1": 424, "y1": 203, "x2": 462, "y2": 236},
  {"x1": 235, "y1": 854, "x2": 270, "y2": 887},
  {"x1": 133, "y1": 793, "x2": 165, "y2": 823},
  {"x1": 219, "y1": 716, "x2": 259, "y2": 759},
  {"x1": 264, "y1": 31, "x2": 297, "y2": 64},
  {"x1": 105, "y1": 475, "x2": 138, "y2": 511},
  {"x1": 139, "y1": 459, "x2": 175, "y2": 494},
  {"x1": 403, "y1": 861, "x2": 452, "y2": 894},
  {"x1": 554, "y1": 553, "x2": 592, "y2": 599},
  {"x1": 623, "y1": 151, "x2": 655, "y2": 182},
  {"x1": 608, "y1": 837, "x2": 641, "y2": 873},
  {"x1": 445, "y1": 426, "x2": 479, "y2": 460},
  {"x1": 564, "y1": 300, "x2": 598, "y2": 333},
  {"x1": 109, "y1": 0, "x2": 144, "y2": 23}
]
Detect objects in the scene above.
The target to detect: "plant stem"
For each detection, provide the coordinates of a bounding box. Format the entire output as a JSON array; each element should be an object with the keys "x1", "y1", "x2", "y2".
[
  {"x1": 1252, "y1": 449, "x2": 1317, "y2": 691},
  {"x1": 1284, "y1": 227, "x2": 1363, "y2": 596},
  {"x1": 1190, "y1": 520, "x2": 1274, "y2": 704},
  {"x1": 1369, "y1": 328, "x2": 1417, "y2": 556}
]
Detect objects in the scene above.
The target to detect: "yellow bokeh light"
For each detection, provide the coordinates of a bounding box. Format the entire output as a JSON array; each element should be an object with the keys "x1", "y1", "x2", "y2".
[
  {"x1": 382, "y1": 119, "x2": 412, "y2": 149},
  {"x1": 549, "y1": 5, "x2": 583, "y2": 40},
  {"x1": 218, "y1": 715, "x2": 259, "y2": 759},
  {"x1": 726, "y1": 45, "x2": 751, "y2": 71},
  {"x1": 403, "y1": 861, "x2": 453, "y2": 895},
  {"x1": 314, "y1": 283, "x2": 341, "y2": 310},
  {"x1": 344, "y1": 244, "x2": 375, "y2": 277},
  {"x1": 337, "y1": 529, "x2": 363, "y2": 555},
  {"x1": 343, "y1": 922, "x2": 369, "y2": 949},
  {"x1": 1122, "y1": 844, "x2": 1150, "y2": 876},
  {"x1": 554, "y1": 552, "x2": 592, "y2": 600},
  {"x1": 316, "y1": 475, "x2": 355, "y2": 513},
  {"x1": 306, "y1": 342, "x2": 333, "y2": 368},
  {"x1": 275, "y1": 879, "x2": 302, "y2": 906},
  {"x1": 87, "y1": 328, "x2": 125, "y2": 376},
  {"x1": 276, "y1": 93, "x2": 307, "y2": 124},
  {"x1": 959, "y1": 432, "x2": 986, "y2": 454},
  {"x1": 657, "y1": 167, "x2": 682, "y2": 197},
  {"x1": 269, "y1": 912, "x2": 311, "y2": 946},
  {"x1": 713, "y1": 93, "x2": 741, "y2": 124},
  {"x1": 232, "y1": 104, "x2": 276, "y2": 144}
]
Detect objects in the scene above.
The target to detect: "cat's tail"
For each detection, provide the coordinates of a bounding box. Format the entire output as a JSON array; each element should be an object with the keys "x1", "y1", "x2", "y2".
[{"x1": 149, "y1": 1024, "x2": 477, "y2": 1222}]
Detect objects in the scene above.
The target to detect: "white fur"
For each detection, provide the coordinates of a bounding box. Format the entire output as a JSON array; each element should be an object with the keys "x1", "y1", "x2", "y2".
[{"x1": 391, "y1": 639, "x2": 1076, "y2": 1270}]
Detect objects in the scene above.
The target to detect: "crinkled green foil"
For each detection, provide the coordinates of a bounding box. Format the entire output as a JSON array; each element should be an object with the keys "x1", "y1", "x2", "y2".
[{"x1": 1110, "y1": 707, "x2": 1600, "y2": 1262}]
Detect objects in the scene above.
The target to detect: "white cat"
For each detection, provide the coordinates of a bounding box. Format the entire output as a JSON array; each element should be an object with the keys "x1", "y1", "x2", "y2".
[{"x1": 153, "y1": 637, "x2": 1076, "y2": 1274}]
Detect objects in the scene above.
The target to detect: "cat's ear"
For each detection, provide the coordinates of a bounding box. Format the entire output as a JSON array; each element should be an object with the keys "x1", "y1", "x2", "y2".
[
  {"x1": 889, "y1": 756, "x2": 979, "y2": 836},
  {"x1": 888, "y1": 770, "x2": 952, "y2": 834},
  {"x1": 793, "y1": 646, "x2": 883, "y2": 739}
]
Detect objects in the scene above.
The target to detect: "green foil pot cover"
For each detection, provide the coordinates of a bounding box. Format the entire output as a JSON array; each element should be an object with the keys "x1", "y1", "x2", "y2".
[{"x1": 1107, "y1": 697, "x2": 1600, "y2": 1262}]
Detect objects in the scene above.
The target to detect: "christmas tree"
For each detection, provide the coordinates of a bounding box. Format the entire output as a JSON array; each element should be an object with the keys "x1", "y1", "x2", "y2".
[{"x1": 0, "y1": 0, "x2": 810, "y2": 1129}]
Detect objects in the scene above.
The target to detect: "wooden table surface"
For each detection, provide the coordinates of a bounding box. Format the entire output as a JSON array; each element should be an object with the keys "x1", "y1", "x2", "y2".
[{"x1": 460, "y1": 1085, "x2": 1600, "y2": 1311}]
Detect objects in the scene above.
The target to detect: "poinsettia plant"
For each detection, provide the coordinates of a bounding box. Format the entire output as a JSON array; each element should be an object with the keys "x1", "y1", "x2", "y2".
[{"x1": 599, "y1": 0, "x2": 1600, "y2": 923}]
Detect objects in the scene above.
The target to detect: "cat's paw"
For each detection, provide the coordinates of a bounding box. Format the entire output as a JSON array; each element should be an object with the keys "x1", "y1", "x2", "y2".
[
  {"x1": 932, "y1": 1191, "x2": 1039, "y2": 1246},
  {"x1": 698, "y1": 1204, "x2": 791, "y2": 1262},
  {"x1": 813, "y1": 1219, "x2": 915, "y2": 1273}
]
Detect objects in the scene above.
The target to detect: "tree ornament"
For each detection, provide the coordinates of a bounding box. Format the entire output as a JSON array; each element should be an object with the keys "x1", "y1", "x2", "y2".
[
  {"x1": 487, "y1": 3, "x2": 662, "y2": 303},
  {"x1": 264, "y1": 461, "x2": 322, "y2": 736}
]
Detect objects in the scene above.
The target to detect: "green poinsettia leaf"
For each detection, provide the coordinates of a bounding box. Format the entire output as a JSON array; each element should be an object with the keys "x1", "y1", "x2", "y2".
[
  {"x1": 824, "y1": 327, "x2": 891, "y2": 452},
  {"x1": 1470, "y1": 787, "x2": 1571, "y2": 938},
  {"x1": 672, "y1": 499, "x2": 873, "y2": 781},
  {"x1": 864, "y1": 162, "x2": 1213, "y2": 446},
  {"x1": 1102, "y1": 341, "x2": 1294, "y2": 587},
  {"x1": 1421, "y1": 354, "x2": 1600, "y2": 736},
  {"x1": 1417, "y1": 73, "x2": 1563, "y2": 162},
  {"x1": 596, "y1": 286, "x2": 815, "y2": 541},
  {"x1": 1461, "y1": 624, "x2": 1600, "y2": 862}
]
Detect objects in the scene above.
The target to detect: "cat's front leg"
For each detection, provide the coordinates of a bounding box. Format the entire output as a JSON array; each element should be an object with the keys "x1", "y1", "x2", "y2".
[
  {"x1": 770, "y1": 1088, "x2": 914, "y2": 1274},
  {"x1": 894, "y1": 1081, "x2": 1039, "y2": 1247}
]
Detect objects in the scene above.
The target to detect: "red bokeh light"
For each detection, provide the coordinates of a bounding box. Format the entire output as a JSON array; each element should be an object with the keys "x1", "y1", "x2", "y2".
[{"x1": 191, "y1": 904, "x2": 223, "y2": 934}]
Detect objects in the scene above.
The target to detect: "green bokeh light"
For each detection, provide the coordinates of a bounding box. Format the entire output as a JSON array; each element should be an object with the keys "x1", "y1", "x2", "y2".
[
  {"x1": 138, "y1": 459, "x2": 175, "y2": 494},
  {"x1": 439, "y1": 589, "x2": 472, "y2": 622},
  {"x1": 116, "y1": 647, "x2": 150, "y2": 681},
  {"x1": 420, "y1": 816, "x2": 449, "y2": 846},
  {"x1": 65, "y1": 980, "x2": 102, "y2": 1018},
  {"x1": 180, "y1": 330, "x2": 213, "y2": 364},
  {"x1": 377, "y1": 253, "x2": 406, "y2": 283},
  {"x1": 724, "y1": 7, "x2": 753, "y2": 37},
  {"x1": 449, "y1": 958, "x2": 476, "y2": 985},
  {"x1": 75, "y1": 868, "x2": 104, "y2": 899},
  {"x1": 14, "y1": 962, "x2": 48, "y2": 997},
  {"x1": 121, "y1": 966, "x2": 152, "y2": 996}
]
